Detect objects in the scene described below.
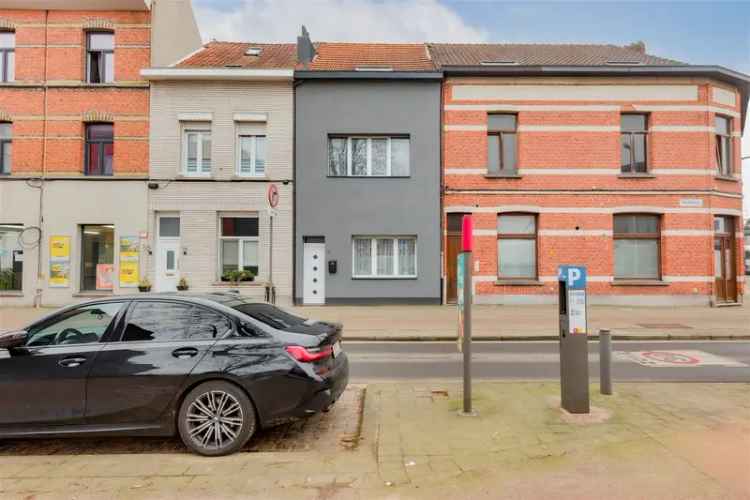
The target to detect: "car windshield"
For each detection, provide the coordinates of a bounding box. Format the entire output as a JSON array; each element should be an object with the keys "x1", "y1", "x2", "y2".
[{"x1": 231, "y1": 303, "x2": 309, "y2": 331}]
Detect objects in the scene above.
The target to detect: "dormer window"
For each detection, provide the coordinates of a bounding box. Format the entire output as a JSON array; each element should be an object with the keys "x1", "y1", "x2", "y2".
[
  {"x1": 245, "y1": 47, "x2": 262, "y2": 56},
  {"x1": 0, "y1": 31, "x2": 14, "y2": 83},
  {"x1": 87, "y1": 32, "x2": 114, "y2": 83},
  {"x1": 354, "y1": 65, "x2": 393, "y2": 72}
]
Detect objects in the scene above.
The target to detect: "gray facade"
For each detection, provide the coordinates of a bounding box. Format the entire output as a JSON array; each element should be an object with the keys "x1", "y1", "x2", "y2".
[{"x1": 294, "y1": 78, "x2": 442, "y2": 304}]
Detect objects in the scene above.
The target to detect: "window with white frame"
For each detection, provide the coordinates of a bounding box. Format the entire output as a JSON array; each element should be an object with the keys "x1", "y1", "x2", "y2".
[
  {"x1": 328, "y1": 136, "x2": 410, "y2": 177},
  {"x1": 182, "y1": 126, "x2": 211, "y2": 176},
  {"x1": 236, "y1": 123, "x2": 266, "y2": 177},
  {"x1": 352, "y1": 236, "x2": 417, "y2": 278},
  {"x1": 219, "y1": 216, "x2": 259, "y2": 279}
]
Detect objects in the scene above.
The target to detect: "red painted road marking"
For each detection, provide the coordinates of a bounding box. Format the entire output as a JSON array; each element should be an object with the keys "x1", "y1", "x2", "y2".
[{"x1": 641, "y1": 351, "x2": 701, "y2": 365}]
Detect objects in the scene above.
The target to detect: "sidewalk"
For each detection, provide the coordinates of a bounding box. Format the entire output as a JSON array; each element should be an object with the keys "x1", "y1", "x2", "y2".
[
  {"x1": 0, "y1": 381, "x2": 748, "y2": 499},
  {"x1": 2, "y1": 303, "x2": 748, "y2": 340}
]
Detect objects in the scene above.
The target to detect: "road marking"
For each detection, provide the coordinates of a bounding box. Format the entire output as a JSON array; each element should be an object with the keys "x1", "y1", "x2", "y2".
[{"x1": 614, "y1": 350, "x2": 747, "y2": 368}]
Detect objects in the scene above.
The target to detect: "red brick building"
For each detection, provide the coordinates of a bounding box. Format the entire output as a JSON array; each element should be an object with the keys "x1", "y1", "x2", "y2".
[
  {"x1": 431, "y1": 44, "x2": 748, "y2": 306},
  {"x1": 0, "y1": 0, "x2": 200, "y2": 306}
]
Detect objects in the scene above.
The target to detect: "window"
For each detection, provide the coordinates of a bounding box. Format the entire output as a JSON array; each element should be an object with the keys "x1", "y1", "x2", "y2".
[
  {"x1": 352, "y1": 236, "x2": 417, "y2": 278},
  {"x1": 0, "y1": 123, "x2": 10, "y2": 174},
  {"x1": 26, "y1": 302, "x2": 123, "y2": 347},
  {"x1": 328, "y1": 136, "x2": 410, "y2": 177},
  {"x1": 614, "y1": 214, "x2": 660, "y2": 280},
  {"x1": 621, "y1": 114, "x2": 648, "y2": 174},
  {"x1": 487, "y1": 114, "x2": 517, "y2": 174},
  {"x1": 86, "y1": 32, "x2": 114, "y2": 84},
  {"x1": 715, "y1": 115, "x2": 733, "y2": 176},
  {"x1": 237, "y1": 135, "x2": 266, "y2": 176},
  {"x1": 81, "y1": 224, "x2": 114, "y2": 291},
  {"x1": 0, "y1": 224, "x2": 22, "y2": 291},
  {"x1": 121, "y1": 302, "x2": 193, "y2": 342},
  {"x1": 188, "y1": 307, "x2": 233, "y2": 340},
  {"x1": 497, "y1": 214, "x2": 537, "y2": 279},
  {"x1": 85, "y1": 123, "x2": 113, "y2": 175},
  {"x1": 158, "y1": 217, "x2": 180, "y2": 238},
  {"x1": 220, "y1": 217, "x2": 259, "y2": 278},
  {"x1": 0, "y1": 31, "x2": 14, "y2": 83},
  {"x1": 183, "y1": 128, "x2": 211, "y2": 176}
]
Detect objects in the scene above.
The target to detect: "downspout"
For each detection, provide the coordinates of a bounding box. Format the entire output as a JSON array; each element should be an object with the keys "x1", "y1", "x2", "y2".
[
  {"x1": 34, "y1": 10, "x2": 49, "y2": 308},
  {"x1": 292, "y1": 78, "x2": 304, "y2": 304},
  {"x1": 439, "y1": 75, "x2": 445, "y2": 305}
]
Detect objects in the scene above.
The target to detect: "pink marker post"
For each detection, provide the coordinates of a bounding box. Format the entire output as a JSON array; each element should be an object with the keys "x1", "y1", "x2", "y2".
[{"x1": 460, "y1": 214, "x2": 476, "y2": 416}]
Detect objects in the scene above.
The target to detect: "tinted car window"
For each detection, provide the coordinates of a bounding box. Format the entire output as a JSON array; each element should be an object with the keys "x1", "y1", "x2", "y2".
[
  {"x1": 231, "y1": 303, "x2": 307, "y2": 331},
  {"x1": 189, "y1": 307, "x2": 232, "y2": 340},
  {"x1": 121, "y1": 302, "x2": 194, "y2": 342},
  {"x1": 27, "y1": 302, "x2": 124, "y2": 347}
]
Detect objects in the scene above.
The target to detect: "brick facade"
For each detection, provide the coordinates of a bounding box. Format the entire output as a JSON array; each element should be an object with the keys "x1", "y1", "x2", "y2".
[
  {"x1": 442, "y1": 77, "x2": 745, "y2": 305},
  {"x1": 0, "y1": 9, "x2": 149, "y2": 176}
]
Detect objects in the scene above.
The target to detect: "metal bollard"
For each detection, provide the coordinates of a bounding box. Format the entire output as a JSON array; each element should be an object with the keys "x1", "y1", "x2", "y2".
[{"x1": 599, "y1": 329, "x2": 613, "y2": 395}]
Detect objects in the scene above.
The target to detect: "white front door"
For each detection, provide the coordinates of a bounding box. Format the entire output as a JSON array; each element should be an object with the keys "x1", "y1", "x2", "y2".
[
  {"x1": 155, "y1": 215, "x2": 181, "y2": 292},
  {"x1": 303, "y1": 242, "x2": 325, "y2": 304}
]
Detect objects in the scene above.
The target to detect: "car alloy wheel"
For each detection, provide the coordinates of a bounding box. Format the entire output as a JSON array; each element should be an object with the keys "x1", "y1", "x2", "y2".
[
  {"x1": 178, "y1": 381, "x2": 256, "y2": 456},
  {"x1": 187, "y1": 390, "x2": 243, "y2": 450}
]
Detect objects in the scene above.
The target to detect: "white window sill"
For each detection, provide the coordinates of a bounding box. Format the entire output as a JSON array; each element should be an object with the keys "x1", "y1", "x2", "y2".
[
  {"x1": 232, "y1": 174, "x2": 268, "y2": 180},
  {"x1": 352, "y1": 276, "x2": 418, "y2": 280},
  {"x1": 178, "y1": 173, "x2": 213, "y2": 180}
]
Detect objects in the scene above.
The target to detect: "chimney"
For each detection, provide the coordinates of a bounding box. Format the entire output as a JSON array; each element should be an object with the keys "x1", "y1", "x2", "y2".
[
  {"x1": 626, "y1": 41, "x2": 646, "y2": 54},
  {"x1": 297, "y1": 25, "x2": 316, "y2": 68}
]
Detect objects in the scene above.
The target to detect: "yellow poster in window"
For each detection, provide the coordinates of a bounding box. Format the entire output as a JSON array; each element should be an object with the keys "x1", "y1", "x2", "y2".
[
  {"x1": 119, "y1": 236, "x2": 139, "y2": 260},
  {"x1": 119, "y1": 260, "x2": 139, "y2": 288},
  {"x1": 49, "y1": 262, "x2": 70, "y2": 288},
  {"x1": 49, "y1": 236, "x2": 70, "y2": 261},
  {"x1": 119, "y1": 236, "x2": 139, "y2": 287}
]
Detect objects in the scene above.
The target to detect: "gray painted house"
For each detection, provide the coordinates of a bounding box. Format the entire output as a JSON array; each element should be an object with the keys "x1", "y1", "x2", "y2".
[{"x1": 294, "y1": 41, "x2": 442, "y2": 304}]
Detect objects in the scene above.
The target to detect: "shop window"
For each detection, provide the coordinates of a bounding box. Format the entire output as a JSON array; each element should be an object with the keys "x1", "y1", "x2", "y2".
[
  {"x1": 621, "y1": 114, "x2": 648, "y2": 174},
  {"x1": 87, "y1": 32, "x2": 114, "y2": 84},
  {"x1": 0, "y1": 31, "x2": 14, "y2": 83},
  {"x1": 487, "y1": 114, "x2": 517, "y2": 174},
  {"x1": 352, "y1": 236, "x2": 417, "y2": 278},
  {"x1": 497, "y1": 214, "x2": 537, "y2": 279},
  {"x1": 0, "y1": 224, "x2": 23, "y2": 291},
  {"x1": 81, "y1": 224, "x2": 114, "y2": 291},
  {"x1": 715, "y1": 115, "x2": 733, "y2": 176},
  {"x1": 614, "y1": 214, "x2": 660, "y2": 280},
  {"x1": 85, "y1": 123, "x2": 113, "y2": 176},
  {"x1": 0, "y1": 123, "x2": 11, "y2": 174},
  {"x1": 220, "y1": 216, "x2": 259, "y2": 280}
]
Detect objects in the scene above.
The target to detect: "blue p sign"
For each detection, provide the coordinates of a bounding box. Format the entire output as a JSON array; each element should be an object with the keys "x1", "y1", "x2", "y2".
[{"x1": 558, "y1": 265, "x2": 587, "y2": 290}]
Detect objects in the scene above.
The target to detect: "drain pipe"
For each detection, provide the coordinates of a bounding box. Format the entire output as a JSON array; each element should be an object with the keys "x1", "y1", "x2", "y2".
[{"x1": 33, "y1": 10, "x2": 49, "y2": 308}]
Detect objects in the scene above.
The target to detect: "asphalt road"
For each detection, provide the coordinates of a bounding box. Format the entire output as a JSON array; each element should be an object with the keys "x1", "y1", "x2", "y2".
[{"x1": 344, "y1": 340, "x2": 750, "y2": 382}]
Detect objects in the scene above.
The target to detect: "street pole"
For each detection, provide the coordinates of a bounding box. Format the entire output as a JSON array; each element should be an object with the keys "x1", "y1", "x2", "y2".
[
  {"x1": 461, "y1": 214, "x2": 475, "y2": 416},
  {"x1": 599, "y1": 329, "x2": 613, "y2": 395},
  {"x1": 269, "y1": 212, "x2": 274, "y2": 304}
]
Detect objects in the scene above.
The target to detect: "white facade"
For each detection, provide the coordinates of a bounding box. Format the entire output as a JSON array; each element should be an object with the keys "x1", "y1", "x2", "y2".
[{"x1": 146, "y1": 80, "x2": 294, "y2": 304}]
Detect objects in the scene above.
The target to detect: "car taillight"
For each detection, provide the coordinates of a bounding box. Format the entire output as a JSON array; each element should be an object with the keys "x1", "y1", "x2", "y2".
[{"x1": 285, "y1": 345, "x2": 333, "y2": 363}]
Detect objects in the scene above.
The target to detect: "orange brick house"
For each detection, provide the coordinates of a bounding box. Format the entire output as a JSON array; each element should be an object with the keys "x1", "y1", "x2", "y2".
[
  {"x1": 431, "y1": 44, "x2": 748, "y2": 306},
  {"x1": 0, "y1": 0, "x2": 200, "y2": 306}
]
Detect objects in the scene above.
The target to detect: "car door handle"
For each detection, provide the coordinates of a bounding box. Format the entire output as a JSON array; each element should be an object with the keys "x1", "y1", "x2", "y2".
[
  {"x1": 59, "y1": 357, "x2": 87, "y2": 368},
  {"x1": 172, "y1": 347, "x2": 199, "y2": 359}
]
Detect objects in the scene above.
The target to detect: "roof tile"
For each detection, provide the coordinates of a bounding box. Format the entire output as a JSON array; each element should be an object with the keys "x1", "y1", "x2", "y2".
[
  {"x1": 304, "y1": 43, "x2": 436, "y2": 71},
  {"x1": 428, "y1": 43, "x2": 685, "y2": 67},
  {"x1": 176, "y1": 42, "x2": 297, "y2": 69}
]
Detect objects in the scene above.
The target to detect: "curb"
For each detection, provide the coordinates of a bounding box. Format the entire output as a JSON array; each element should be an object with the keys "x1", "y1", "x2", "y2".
[{"x1": 344, "y1": 335, "x2": 750, "y2": 342}]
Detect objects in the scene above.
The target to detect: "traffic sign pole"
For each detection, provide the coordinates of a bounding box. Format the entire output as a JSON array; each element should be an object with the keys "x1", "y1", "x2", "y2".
[
  {"x1": 267, "y1": 184, "x2": 279, "y2": 304},
  {"x1": 460, "y1": 215, "x2": 476, "y2": 416}
]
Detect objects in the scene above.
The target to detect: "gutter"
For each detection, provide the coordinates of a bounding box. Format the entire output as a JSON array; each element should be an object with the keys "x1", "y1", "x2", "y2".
[
  {"x1": 295, "y1": 70, "x2": 443, "y2": 80},
  {"x1": 141, "y1": 68, "x2": 294, "y2": 81}
]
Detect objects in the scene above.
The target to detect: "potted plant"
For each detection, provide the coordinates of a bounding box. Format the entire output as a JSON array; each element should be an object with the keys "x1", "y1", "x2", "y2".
[
  {"x1": 138, "y1": 277, "x2": 152, "y2": 293},
  {"x1": 176, "y1": 276, "x2": 189, "y2": 291},
  {"x1": 222, "y1": 270, "x2": 255, "y2": 284}
]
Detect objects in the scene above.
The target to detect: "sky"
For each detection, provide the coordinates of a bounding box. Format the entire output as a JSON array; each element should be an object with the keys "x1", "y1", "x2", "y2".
[{"x1": 192, "y1": 0, "x2": 750, "y2": 217}]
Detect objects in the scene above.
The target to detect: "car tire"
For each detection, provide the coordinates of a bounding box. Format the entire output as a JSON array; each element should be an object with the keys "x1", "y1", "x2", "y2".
[{"x1": 177, "y1": 380, "x2": 256, "y2": 457}]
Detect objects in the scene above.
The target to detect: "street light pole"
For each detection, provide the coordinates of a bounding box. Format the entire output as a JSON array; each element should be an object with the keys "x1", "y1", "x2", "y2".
[{"x1": 460, "y1": 214, "x2": 476, "y2": 416}]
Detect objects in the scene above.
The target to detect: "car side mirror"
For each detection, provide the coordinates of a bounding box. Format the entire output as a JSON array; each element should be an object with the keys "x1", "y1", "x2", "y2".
[{"x1": 0, "y1": 330, "x2": 28, "y2": 350}]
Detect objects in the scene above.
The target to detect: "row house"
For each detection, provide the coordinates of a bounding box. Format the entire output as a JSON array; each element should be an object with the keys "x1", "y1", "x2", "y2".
[
  {"x1": 0, "y1": 0, "x2": 200, "y2": 307},
  {"x1": 433, "y1": 43, "x2": 747, "y2": 306},
  {"x1": 294, "y1": 39, "x2": 442, "y2": 304},
  {"x1": 142, "y1": 42, "x2": 295, "y2": 303}
]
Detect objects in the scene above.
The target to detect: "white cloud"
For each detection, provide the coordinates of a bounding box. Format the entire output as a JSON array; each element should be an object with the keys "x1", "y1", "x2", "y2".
[{"x1": 193, "y1": 0, "x2": 487, "y2": 43}]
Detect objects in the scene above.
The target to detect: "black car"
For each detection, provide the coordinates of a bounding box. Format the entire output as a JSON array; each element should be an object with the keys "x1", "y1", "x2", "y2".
[{"x1": 0, "y1": 293, "x2": 348, "y2": 456}]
